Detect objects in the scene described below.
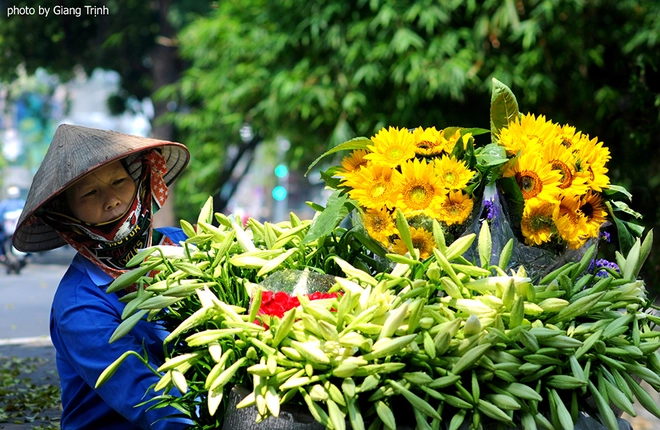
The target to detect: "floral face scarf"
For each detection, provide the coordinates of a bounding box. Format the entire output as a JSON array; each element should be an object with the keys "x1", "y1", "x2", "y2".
[{"x1": 42, "y1": 150, "x2": 174, "y2": 278}]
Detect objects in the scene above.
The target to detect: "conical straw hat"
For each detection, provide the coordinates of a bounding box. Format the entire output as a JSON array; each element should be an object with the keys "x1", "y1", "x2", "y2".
[{"x1": 13, "y1": 124, "x2": 190, "y2": 252}]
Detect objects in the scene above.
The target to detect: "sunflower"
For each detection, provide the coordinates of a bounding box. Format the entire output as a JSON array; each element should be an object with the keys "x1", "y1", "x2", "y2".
[
  {"x1": 498, "y1": 113, "x2": 561, "y2": 156},
  {"x1": 364, "y1": 126, "x2": 416, "y2": 168},
  {"x1": 412, "y1": 126, "x2": 444, "y2": 156},
  {"x1": 342, "y1": 164, "x2": 400, "y2": 210},
  {"x1": 503, "y1": 152, "x2": 562, "y2": 203},
  {"x1": 573, "y1": 134, "x2": 610, "y2": 192},
  {"x1": 579, "y1": 191, "x2": 608, "y2": 237},
  {"x1": 434, "y1": 155, "x2": 475, "y2": 191},
  {"x1": 556, "y1": 124, "x2": 582, "y2": 149},
  {"x1": 553, "y1": 194, "x2": 590, "y2": 249},
  {"x1": 520, "y1": 200, "x2": 556, "y2": 246},
  {"x1": 541, "y1": 141, "x2": 588, "y2": 196},
  {"x1": 440, "y1": 129, "x2": 468, "y2": 155},
  {"x1": 392, "y1": 226, "x2": 435, "y2": 259},
  {"x1": 339, "y1": 149, "x2": 370, "y2": 175},
  {"x1": 362, "y1": 207, "x2": 396, "y2": 245},
  {"x1": 396, "y1": 158, "x2": 447, "y2": 216},
  {"x1": 436, "y1": 191, "x2": 474, "y2": 226}
]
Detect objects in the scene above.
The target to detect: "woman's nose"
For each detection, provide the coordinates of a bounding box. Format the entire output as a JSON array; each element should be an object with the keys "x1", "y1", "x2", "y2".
[{"x1": 105, "y1": 194, "x2": 122, "y2": 210}]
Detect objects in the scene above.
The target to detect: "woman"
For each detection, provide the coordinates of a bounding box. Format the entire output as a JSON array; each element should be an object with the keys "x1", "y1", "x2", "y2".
[{"x1": 13, "y1": 124, "x2": 192, "y2": 429}]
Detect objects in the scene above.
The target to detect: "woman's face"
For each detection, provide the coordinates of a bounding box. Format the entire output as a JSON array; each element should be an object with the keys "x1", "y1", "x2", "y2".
[{"x1": 64, "y1": 160, "x2": 137, "y2": 225}]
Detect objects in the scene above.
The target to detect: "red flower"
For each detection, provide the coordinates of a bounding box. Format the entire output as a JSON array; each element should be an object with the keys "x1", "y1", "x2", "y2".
[{"x1": 258, "y1": 290, "x2": 339, "y2": 318}]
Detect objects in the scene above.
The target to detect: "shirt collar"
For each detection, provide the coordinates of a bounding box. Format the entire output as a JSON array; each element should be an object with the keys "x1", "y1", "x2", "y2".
[{"x1": 71, "y1": 253, "x2": 114, "y2": 287}]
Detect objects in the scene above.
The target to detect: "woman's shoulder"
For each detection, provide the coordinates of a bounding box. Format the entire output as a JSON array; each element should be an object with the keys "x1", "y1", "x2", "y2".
[
  {"x1": 52, "y1": 254, "x2": 117, "y2": 311},
  {"x1": 155, "y1": 226, "x2": 187, "y2": 244}
]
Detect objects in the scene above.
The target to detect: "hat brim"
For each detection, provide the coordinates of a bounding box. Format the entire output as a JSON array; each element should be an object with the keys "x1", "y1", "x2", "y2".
[{"x1": 13, "y1": 124, "x2": 190, "y2": 252}]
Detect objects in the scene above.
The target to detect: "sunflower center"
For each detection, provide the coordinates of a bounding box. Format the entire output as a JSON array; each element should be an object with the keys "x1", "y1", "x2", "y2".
[
  {"x1": 386, "y1": 147, "x2": 403, "y2": 161},
  {"x1": 444, "y1": 172, "x2": 456, "y2": 184},
  {"x1": 515, "y1": 171, "x2": 543, "y2": 199},
  {"x1": 370, "y1": 216, "x2": 385, "y2": 231},
  {"x1": 412, "y1": 237, "x2": 431, "y2": 254},
  {"x1": 552, "y1": 161, "x2": 573, "y2": 189},
  {"x1": 370, "y1": 183, "x2": 387, "y2": 199},
  {"x1": 416, "y1": 140, "x2": 434, "y2": 150},
  {"x1": 411, "y1": 186, "x2": 429, "y2": 203},
  {"x1": 581, "y1": 202, "x2": 594, "y2": 219},
  {"x1": 530, "y1": 215, "x2": 552, "y2": 231},
  {"x1": 448, "y1": 204, "x2": 460, "y2": 215}
]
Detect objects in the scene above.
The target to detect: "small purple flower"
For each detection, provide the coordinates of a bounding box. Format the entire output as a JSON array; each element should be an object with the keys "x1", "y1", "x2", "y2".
[
  {"x1": 483, "y1": 198, "x2": 495, "y2": 221},
  {"x1": 599, "y1": 231, "x2": 611, "y2": 243},
  {"x1": 592, "y1": 258, "x2": 620, "y2": 277}
]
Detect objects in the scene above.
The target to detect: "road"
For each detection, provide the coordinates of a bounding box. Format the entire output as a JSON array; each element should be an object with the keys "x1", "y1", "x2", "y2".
[
  {"x1": 0, "y1": 247, "x2": 75, "y2": 341},
  {"x1": 0, "y1": 263, "x2": 67, "y2": 341}
]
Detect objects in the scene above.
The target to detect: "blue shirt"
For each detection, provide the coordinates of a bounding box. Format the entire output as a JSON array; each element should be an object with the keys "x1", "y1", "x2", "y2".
[{"x1": 50, "y1": 228, "x2": 191, "y2": 429}]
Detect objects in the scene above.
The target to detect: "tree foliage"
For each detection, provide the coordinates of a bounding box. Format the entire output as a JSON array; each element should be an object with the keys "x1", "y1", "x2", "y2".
[
  {"x1": 168, "y1": 0, "x2": 659, "y2": 286},
  {"x1": 0, "y1": 0, "x2": 210, "y2": 102},
  {"x1": 0, "y1": 0, "x2": 212, "y2": 223}
]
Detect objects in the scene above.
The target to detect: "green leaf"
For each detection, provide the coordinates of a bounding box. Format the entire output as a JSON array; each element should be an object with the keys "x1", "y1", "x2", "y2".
[
  {"x1": 318, "y1": 169, "x2": 344, "y2": 189},
  {"x1": 305, "y1": 137, "x2": 371, "y2": 176},
  {"x1": 622, "y1": 220, "x2": 645, "y2": 237},
  {"x1": 450, "y1": 130, "x2": 477, "y2": 169},
  {"x1": 443, "y1": 126, "x2": 490, "y2": 138},
  {"x1": 302, "y1": 191, "x2": 351, "y2": 244},
  {"x1": 352, "y1": 228, "x2": 388, "y2": 258},
  {"x1": 603, "y1": 184, "x2": 633, "y2": 201},
  {"x1": 490, "y1": 78, "x2": 519, "y2": 142},
  {"x1": 606, "y1": 202, "x2": 635, "y2": 254},
  {"x1": 611, "y1": 200, "x2": 643, "y2": 219},
  {"x1": 475, "y1": 143, "x2": 509, "y2": 168}
]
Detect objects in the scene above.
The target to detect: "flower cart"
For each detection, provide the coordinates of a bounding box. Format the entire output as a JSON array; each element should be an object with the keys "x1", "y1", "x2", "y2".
[{"x1": 97, "y1": 80, "x2": 658, "y2": 430}]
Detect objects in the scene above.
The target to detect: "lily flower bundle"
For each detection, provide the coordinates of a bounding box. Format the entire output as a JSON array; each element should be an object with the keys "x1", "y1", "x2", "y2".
[{"x1": 96, "y1": 197, "x2": 660, "y2": 430}]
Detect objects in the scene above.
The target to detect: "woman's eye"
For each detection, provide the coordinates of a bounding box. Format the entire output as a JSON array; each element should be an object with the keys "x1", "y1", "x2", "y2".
[
  {"x1": 82, "y1": 190, "x2": 96, "y2": 198},
  {"x1": 114, "y1": 178, "x2": 126, "y2": 185}
]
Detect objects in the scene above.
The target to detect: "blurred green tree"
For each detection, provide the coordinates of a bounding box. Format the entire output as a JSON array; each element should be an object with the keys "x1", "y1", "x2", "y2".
[
  {"x1": 0, "y1": 0, "x2": 212, "y2": 224},
  {"x1": 166, "y1": 0, "x2": 659, "y2": 288}
]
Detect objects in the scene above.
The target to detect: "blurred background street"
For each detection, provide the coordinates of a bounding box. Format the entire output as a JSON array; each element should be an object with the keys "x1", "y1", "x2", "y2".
[
  {"x1": 0, "y1": 248, "x2": 73, "y2": 429},
  {"x1": 0, "y1": 253, "x2": 71, "y2": 341}
]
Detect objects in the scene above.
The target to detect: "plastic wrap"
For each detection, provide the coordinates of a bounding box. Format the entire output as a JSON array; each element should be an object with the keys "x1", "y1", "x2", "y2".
[
  {"x1": 260, "y1": 269, "x2": 336, "y2": 295},
  {"x1": 464, "y1": 184, "x2": 598, "y2": 280}
]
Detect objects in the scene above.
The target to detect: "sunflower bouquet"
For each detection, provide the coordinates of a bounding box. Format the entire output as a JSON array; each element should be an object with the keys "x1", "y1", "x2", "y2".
[
  {"x1": 487, "y1": 79, "x2": 642, "y2": 276},
  {"x1": 306, "y1": 123, "x2": 494, "y2": 261}
]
